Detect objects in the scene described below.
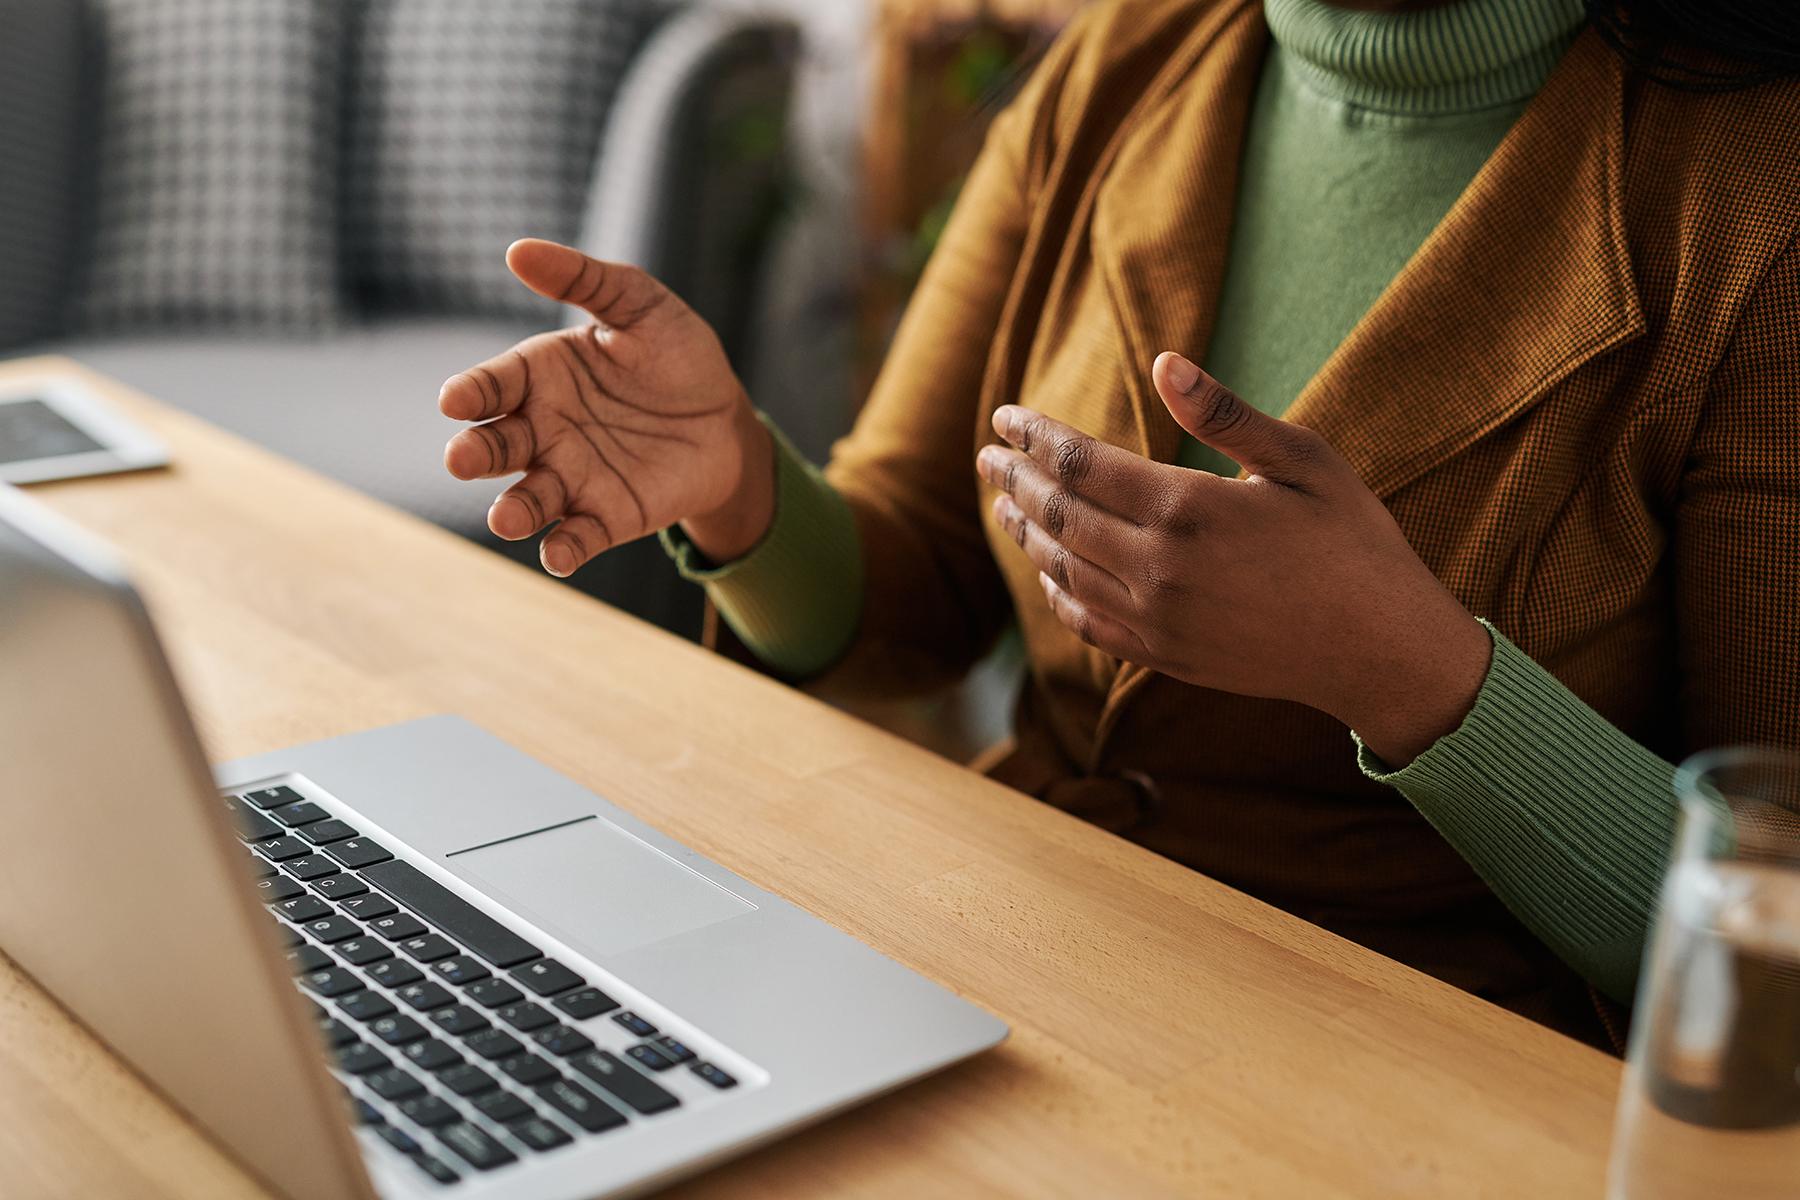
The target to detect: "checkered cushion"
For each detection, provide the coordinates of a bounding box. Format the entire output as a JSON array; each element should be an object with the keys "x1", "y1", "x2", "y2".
[
  {"x1": 71, "y1": 0, "x2": 345, "y2": 333},
  {"x1": 342, "y1": 0, "x2": 649, "y2": 319}
]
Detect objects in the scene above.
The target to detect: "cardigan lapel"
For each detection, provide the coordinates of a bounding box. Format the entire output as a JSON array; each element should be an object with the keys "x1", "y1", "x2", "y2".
[
  {"x1": 1088, "y1": 27, "x2": 1645, "y2": 758},
  {"x1": 1280, "y1": 31, "x2": 1644, "y2": 499},
  {"x1": 1089, "y1": 0, "x2": 1267, "y2": 467}
]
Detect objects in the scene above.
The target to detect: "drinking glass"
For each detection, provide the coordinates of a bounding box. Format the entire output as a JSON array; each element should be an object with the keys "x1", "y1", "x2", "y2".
[{"x1": 1608, "y1": 746, "x2": 1800, "y2": 1199}]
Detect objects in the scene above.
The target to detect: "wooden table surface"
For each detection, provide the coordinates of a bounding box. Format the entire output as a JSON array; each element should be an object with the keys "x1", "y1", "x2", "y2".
[{"x1": 0, "y1": 356, "x2": 1621, "y2": 1198}]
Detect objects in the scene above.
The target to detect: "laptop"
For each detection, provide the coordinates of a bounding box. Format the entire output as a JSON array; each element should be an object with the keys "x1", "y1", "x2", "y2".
[{"x1": 0, "y1": 483, "x2": 1006, "y2": 1198}]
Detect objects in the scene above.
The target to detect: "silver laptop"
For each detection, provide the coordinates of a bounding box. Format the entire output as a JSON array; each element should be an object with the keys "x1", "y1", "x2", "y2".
[{"x1": 0, "y1": 483, "x2": 1006, "y2": 1199}]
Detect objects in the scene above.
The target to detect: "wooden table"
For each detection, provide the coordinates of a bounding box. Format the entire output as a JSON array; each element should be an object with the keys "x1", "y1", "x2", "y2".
[{"x1": 0, "y1": 356, "x2": 1621, "y2": 1198}]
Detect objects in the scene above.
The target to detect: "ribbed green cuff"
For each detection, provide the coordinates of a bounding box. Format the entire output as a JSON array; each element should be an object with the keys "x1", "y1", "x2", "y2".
[
  {"x1": 1356, "y1": 620, "x2": 1676, "y2": 1002},
  {"x1": 659, "y1": 415, "x2": 862, "y2": 678}
]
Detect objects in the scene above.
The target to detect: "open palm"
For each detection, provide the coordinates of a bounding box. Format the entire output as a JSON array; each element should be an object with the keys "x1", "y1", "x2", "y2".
[{"x1": 440, "y1": 239, "x2": 755, "y2": 577}]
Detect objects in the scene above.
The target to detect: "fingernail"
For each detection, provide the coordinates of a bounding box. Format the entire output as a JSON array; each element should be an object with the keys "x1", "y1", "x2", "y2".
[
  {"x1": 993, "y1": 406, "x2": 1019, "y2": 440},
  {"x1": 977, "y1": 445, "x2": 1001, "y2": 478},
  {"x1": 1038, "y1": 571, "x2": 1056, "y2": 594},
  {"x1": 542, "y1": 544, "x2": 571, "y2": 577},
  {"x1": 1164, "y1": 352, "x2": 1199, "y2": 394}
]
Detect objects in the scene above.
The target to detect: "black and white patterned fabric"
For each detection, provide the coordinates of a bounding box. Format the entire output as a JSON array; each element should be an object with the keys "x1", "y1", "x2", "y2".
[
  {"x1": 342, "y1": 0, "x2": 649, "y2": 320},
  {"x1": 71, "y1": 0, "x2": 346, "y2": 333}
]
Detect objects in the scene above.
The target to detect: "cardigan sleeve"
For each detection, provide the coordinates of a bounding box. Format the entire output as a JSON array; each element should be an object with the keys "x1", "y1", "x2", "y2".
[{"x1": 1357, "y1": 236, "x2": 1800, "y2": 1005}]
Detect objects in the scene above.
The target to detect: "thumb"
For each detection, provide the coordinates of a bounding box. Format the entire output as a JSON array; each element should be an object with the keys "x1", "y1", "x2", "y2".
[
  {"x1": 1152, "y1": 351, "x2": 1322, "y2": 484},
  {"x1": 505, "y1": 238, "x2": 666, "y2": 327}
]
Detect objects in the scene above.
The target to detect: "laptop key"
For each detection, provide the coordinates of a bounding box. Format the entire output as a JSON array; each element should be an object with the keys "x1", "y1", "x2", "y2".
[
  {"x1": 464, "y1": 979, "x2": 522, "y2": 1009},
  {"x1": 400, "y1": 934, "x2": 457, "y2": 962},
  {"x1": 461, "y1": 1029, "x2": 523, "y2": 1061},
  {"x1": 496, "y1": 1003, "x2": 555, "y2": 1032},
  {"x1": 338, "y1": 894, "x2": 395, "y2": 921},
  {"x1": 691, "y1": 1061, "x2": 737, "y2": 1089},
  {"x1": 412, "y1": 1155, "x2": 459, "y2": 1184},
  {"x1": 532, "y1": 1025, "x2": 595, "y2": 1058},
  {"x1": 495, "y1": 1053, "x2": 559, "y2": 1087},
  {"x1": 396, "y1": 1094, "x2": 459, "y2": 1129},
  {"x1": 611, "y1": 1011, "x2": 657, "y2": 1037},
  {"x1": 303, "y1": 916, "x2": 361, "y2": 944},
  {"x1": 247, "y1": 854, "x2": 278, "y2": 879},
  {"x1": 326, "y1": 838, "x2": 393, "y2": 870},
  {"x1": 366, "y1": 959, "x2": 424, "y2": 988},
  {"x1": 377, "y1": 1124, "x2": 421, "y2": 1155},
  {"x1": 274, "y1": 895, "x2": 332, "y2": 923},
  {"x1": 353, "y1": 1098, "x2": 384, "y2": 1125},
  {"x1": 553, "y1": 987, "x2": 619, "y2": 1021},
  {"x1": 569, "y1": 1051, "x2": 680, "y2": 1114},
  {"x1": 318, "y1": 1018, "x2": 358, "y2": 1049},
  {"x1": 510, "y1": 1115, "x2": 574, "y2": 1152},
  {"x1": 300, "y1": 968, "x2": 362, "y2": 997},
  {"x1": 400, "y1": 1039, "x2": 464, "y2": 1073},
  {"x1": 360, "y1": 861, "x2": 543, "y2": 968},
  {"x1": 435, "y1": 1122, "x2": 517, "y2": 1171},
  {"x1": 339, "y1": 991, "x2": 398, "y2": 1022},
  {"x1": 270, "y1": 920, "x2": 304, "y2": 949},
  {"x1": 271, "y1": 800, "x2": 329, "y2": 827},
  {"x1": 371, "y1": 914, "x2": 428, "y2": 941},
  {"x1": 255, "y1": 875, "x2": 305, "y2": 903},
  {"x1": 287, "y1": 944, "x2": 332, "y2": 974},
  {"x1": 648, "y1": 1035, "x2": 695, "y2": 1065},
  {"x1": 397, "y1": 982, "x2": 455, "y2": 1011},
  {"x1": 225, "y1": 797, "x2": 283, "y2": 842},
  {"x1": 253, "y1": 836, "x2": 310, "y2": 862},
  {"x1": 511, "y1": 960, "x2": 583, "y2": 997},
  {"x1": 471, "y1": 1091, "x2": 534, "y2": 1124},
  {"x1": 300, "y1": 819, "x2": 359, "y2": 845},
  {"x1": 336, "y1": 938, "x2": 392, "y2": 967},
  {"x1": 627, "y1": 1044, "x2": 675, "y2": 1072},
  {"x1": 335, "y1": 1041, "x2": 389, "y2": 1074},
  {"x1": 430, "y1": 956, "x2": 490, "y2": 986},
  {"x1": 369, "y1": 1015, "x2": 428, "y2": 1045},
  {"x1": 437, "y1": 1063, "x2": 499, "y2": 1097},
  {"x1": 312, "y1": 874, "x2": 368, "y2": 901},
  {"x1": 364, "y1": 1067, "x2": 426, "y2": 1101},
  {"x1": 284, "y1": 855, "x2": 340, "y2": 882},
  {"x1": 428, "y1": 1005, "x2": 490, "y2": 1037},
  {"x1": 242, "y1": 785, "x2": 303, "y2": 810},
  {"x1": 536, "y1": 1079, "x2": 628, "y2": 1134}
]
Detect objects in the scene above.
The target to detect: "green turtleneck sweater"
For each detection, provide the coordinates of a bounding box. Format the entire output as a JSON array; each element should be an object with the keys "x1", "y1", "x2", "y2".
[{"x1": 663, "y1": 0, "x2": 1674, "y2": 1005}]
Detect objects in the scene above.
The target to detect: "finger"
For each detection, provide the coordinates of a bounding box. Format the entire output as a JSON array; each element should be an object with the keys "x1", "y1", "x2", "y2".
[
  {"x1": 539, "y1": 513, "x2": 615, "y2": 578},
  {"x1": 489, "y1": 469, "x2": 567, "y2": 541},
  {"x1": 991, "y1": 494, "x2": 1135, "y2": 610},
  {"x1": 506, "y1": 238, "x2": 667, "y2": 328},
  {"x1": 1038, "y1": 571, "x2": 1149, "y2": 662},
  {"x1": 978, "y1": 444, "x2": 1146, "y2": 572},
  {"x1": 444, "y1": 414, "x2": 538, "y2": 481},
  {"x1": 440, "y1": 340, "x2": 539, "y2": 422},
  {"x1": 989, "y1": 406, "x2": 1172, "y2": 518},
  {"x1": 1151, "y1": 352, "x2": 1338, "y2": 487}
]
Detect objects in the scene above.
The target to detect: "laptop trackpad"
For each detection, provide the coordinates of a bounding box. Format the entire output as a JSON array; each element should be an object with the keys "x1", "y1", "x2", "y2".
[{"x1": 449, "y1": 816, "x2": 755, "y2": 960}]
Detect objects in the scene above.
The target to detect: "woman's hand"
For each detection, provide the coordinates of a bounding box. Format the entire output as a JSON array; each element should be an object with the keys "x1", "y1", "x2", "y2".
[
  {"x1": 440, "y1": 239, "x2": 773, "y2": 576},
  {"x1": 975, "y1": 351, "x2": 1491, "y2": 767}
]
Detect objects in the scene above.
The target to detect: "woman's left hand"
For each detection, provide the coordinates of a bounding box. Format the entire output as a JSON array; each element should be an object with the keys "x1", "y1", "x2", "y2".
[{"x1": 975, "y1": 350, "x2": 1491, "y2": 767}]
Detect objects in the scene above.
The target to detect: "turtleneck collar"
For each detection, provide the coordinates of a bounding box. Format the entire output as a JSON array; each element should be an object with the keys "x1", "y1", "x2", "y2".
[{"x1": 1263, "y1": 0, "x2": 1588, "y2": 116}]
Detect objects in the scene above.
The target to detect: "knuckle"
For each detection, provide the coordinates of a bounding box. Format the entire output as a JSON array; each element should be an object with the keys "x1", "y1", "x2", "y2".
[
  {"x1": 1195, "y1": 380, "x2": 1248, "y2": 435},
  {"x1": 1053, "y1": 434, "x2": 1094, "y2": 486},
  {"x1": 1048, "y1": 544, "x2": 1074, "y2": 590},
  {"x1": 1041, "y1": 489, "x2": 1072, "y2": 538}
]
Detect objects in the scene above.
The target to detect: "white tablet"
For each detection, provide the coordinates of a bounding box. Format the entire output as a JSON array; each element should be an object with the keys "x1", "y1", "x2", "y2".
[{"x1": 0, "y1": 375, "x2": 170, "y2": 485}]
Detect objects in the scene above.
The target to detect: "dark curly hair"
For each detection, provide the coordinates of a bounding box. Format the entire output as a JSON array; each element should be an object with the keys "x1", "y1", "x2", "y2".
[{"x1": 1588, "y1": 0, "x2": 1800, "y2": 90}]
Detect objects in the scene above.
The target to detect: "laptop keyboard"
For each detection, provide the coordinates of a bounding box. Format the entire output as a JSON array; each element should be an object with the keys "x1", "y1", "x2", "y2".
[{"x1": 222, "y1": 785, "x2": 742, "y2": 1186}]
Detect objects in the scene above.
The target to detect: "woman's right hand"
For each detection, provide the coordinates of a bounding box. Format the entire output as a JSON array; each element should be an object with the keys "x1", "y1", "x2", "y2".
[{"x1": 440, "y1": 239, "x2": 774, "y2": 577}]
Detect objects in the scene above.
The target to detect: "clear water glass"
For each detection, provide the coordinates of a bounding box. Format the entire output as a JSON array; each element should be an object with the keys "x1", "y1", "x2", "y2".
[{"x1": 1608, "y1": 747, "x2": 1800, "y2": 1199}]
